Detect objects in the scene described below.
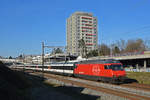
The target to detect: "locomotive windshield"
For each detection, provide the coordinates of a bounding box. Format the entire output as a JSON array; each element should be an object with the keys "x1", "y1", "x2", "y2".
[{"x1": 105, "y1": 65, "x2": 124, "y2": 71}]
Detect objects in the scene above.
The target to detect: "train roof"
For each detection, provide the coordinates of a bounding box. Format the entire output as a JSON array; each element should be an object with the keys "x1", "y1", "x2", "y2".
[
  {"x1": 79, "y1": 59, "x2": 120, "y2": 64},
  {"x1": 50, "y1": 59, "x2": 120, "y2": 65}
]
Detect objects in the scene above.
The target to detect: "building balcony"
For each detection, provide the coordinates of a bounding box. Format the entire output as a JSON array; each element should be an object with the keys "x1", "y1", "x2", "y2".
[
  {"x1": 85, "y1": 23, "x2": 93, "y2": 26},
  {"x1": 82, "y1": 27, "x2": 93, "y2": 29},
  {"x1": 86, "y1": 43, "x2": 93, "y2": 45},
  {"x1": 81, "y1": 16, "x2": 92, "y2": 20},
  {"x1": 86, "y1": 33, "x2": 96, "y2": 36}
]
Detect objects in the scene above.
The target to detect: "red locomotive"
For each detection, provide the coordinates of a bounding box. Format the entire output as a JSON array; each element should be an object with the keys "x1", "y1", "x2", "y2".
[{"x1": 74, "y1": 59, "x2": 126, "y2": 84}]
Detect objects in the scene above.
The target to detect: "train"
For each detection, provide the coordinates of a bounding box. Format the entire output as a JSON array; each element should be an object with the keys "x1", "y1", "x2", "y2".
[{"x1": 15, "y1": 59, "x2": 126, "y2": 84}]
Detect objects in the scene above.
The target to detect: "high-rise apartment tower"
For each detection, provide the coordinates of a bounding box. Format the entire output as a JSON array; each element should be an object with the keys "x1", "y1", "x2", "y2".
[{"x1": 67, "y1": 12, "x2": 98, "y2": 56}]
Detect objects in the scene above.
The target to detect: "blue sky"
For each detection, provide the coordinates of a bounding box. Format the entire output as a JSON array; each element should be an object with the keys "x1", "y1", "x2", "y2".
[{"x1": 0, "y1": 0, "x2": 150, "y2": 57}]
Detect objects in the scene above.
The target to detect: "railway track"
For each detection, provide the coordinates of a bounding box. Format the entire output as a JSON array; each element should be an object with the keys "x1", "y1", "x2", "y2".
[
  {"x1": 73, "y1": 77, "x2": 150, "y2": 92},
  {"x1": 29, "y1": 72, "x2": 150, "y2": 100},
  {"x1": 12, "y1": 68, "x2": 150, "y2": 100},
  {"x1": 122, "y1": 83, "x2": 150, "y2": 91}
]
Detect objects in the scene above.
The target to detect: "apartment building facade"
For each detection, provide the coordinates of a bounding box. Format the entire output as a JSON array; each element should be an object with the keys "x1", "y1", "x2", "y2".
[{"x1": 66, "y1": 12, "x2": 98, "y2": 56}]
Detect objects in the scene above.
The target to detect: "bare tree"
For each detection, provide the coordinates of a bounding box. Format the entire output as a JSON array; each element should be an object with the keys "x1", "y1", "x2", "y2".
[
  {"x1": 98, "y1": 44, "x2": 110, "y2": 56},
  {"x1": 51, "y1": 48, "x2": 63, "y2": 54},
  {"x1": 144, "y1": 39, "x2": 150, "y2": 51},
  {"x1": 87, "y1": 50, "x2": 98, "y2": 57},
  {"x1": 116, "y1": 39, "x2": 126, "y2": 53},
  {"x1": 125, "y1": 39, "x2": 145, "y2": 52},
  {"x1": 112, "y1": 46, "x2": 120, "y2": 55},
  {"x1": 78, "y1": 39, "x2": 87, "y2": 58}
]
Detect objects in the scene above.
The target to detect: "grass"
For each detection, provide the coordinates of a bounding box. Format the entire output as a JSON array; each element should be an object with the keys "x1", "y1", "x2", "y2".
[{"x1": 127, "y1": 72, "x2": 150, "y2": 85}]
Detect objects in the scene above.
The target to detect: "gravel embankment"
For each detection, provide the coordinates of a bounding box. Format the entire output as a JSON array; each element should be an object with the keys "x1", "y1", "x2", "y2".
[
  {"x1": 44, "y1": 76, "x2": 128, "y2": 100},
  {"x1": 22, "y1": 72, "x2": 100, "y2": 100},
  {"x1": 29, "y1": 77, "x2": 100, "y2": 100}
]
